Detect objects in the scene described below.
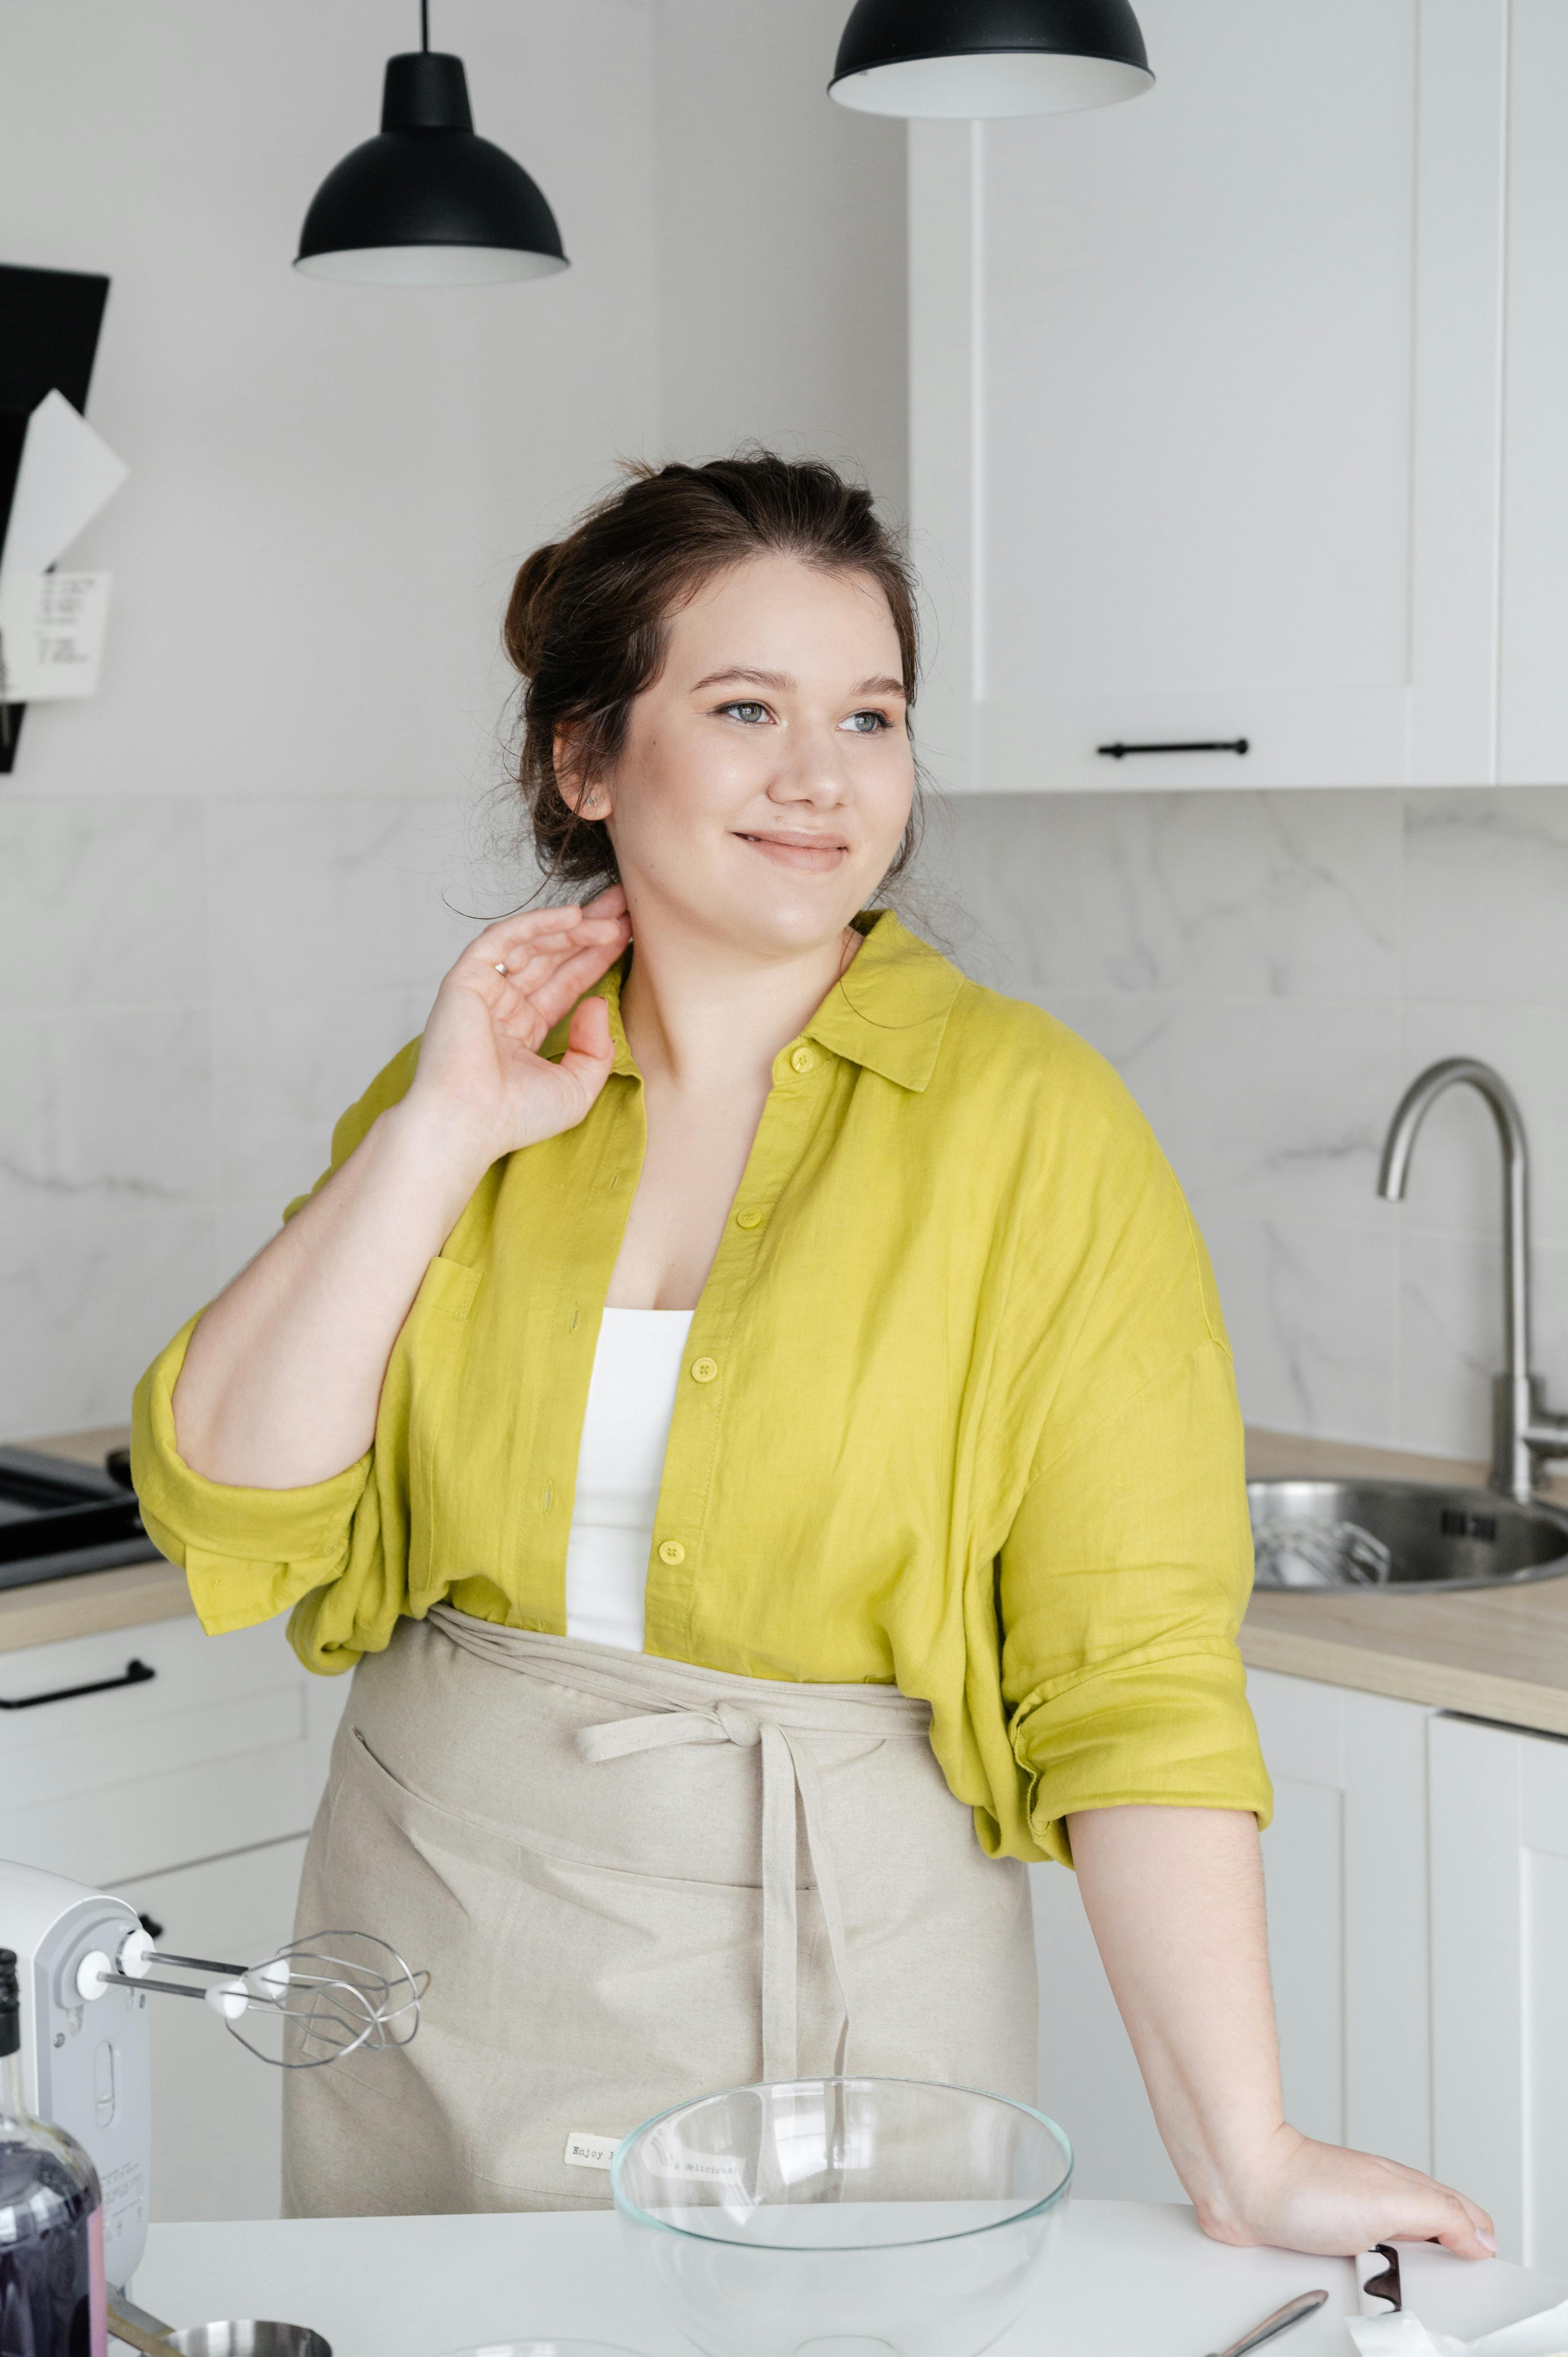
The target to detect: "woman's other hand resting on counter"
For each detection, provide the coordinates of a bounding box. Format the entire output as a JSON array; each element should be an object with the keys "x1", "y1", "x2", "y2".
[{"x1": 1068, "y1": 1802, "x2": 1495, "y2": 2261}]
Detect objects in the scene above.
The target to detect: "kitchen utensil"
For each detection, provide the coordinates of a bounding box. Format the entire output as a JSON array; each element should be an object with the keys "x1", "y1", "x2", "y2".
[
  {"x1": 109, "y1": 2305, "x2": 171, "y2": 2353},
  {"x1": 1358, "y1": 2247, "x2": 1403, "y2": 2315},
  {"x1": 4, "y1": 1858, "x2": 427, "y2": 2305},
  {"x1": 1205, "y1": 2288, "x2": 1329, "y2": 2357},
  {"x1": 612, "y1": 2075, "x2": 1073, "y2": 2357},
  {"x1": 83, "y1": 1924, "x2": 428, "y2": 2069},
  {"x1": 109, "y1": 2304, "x2": 331, "y2": 2356}
]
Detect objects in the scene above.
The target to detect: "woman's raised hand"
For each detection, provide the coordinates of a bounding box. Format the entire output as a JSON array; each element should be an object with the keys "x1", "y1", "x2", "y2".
[{"x1": 404, "y1": 886, "x2": 633, "y2": 1169}]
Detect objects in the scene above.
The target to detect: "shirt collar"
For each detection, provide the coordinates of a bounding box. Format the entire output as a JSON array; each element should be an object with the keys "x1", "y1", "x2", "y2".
[
  {"x1": 541, "y1": 955, "x2": 639, "y2": 1078},
  {"x1": 544, "y1": 908, "x2": 964, "y2": 1094},
  {"x1": 803, "y1": 909, "x2": 964, "y2": 1091}
]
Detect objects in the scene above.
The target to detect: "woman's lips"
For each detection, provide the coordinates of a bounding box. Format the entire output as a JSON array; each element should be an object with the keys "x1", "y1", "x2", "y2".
[{"x1": 734, "y1": 830, "x2": 850, "y2": 872}]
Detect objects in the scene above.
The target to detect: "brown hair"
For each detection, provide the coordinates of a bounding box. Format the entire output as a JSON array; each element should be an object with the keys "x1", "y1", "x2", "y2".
[{"x1": 503, "y1": 451, "x2": 922, "y2": 894}]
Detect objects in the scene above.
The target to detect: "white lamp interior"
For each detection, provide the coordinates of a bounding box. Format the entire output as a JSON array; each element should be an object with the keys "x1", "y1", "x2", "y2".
[
  {"x1": 831, "y1": 49, "x2": 1153, "y2": 119},
  {"x1": 293, "y1": 244, "x2": 569, "y2": 285}
]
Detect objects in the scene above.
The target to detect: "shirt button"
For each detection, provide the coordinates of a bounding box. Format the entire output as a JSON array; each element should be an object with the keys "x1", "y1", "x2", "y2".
[
  {"x1": 790, "y1": 1046, "x2": 814, "y2": 1075},
  {"x1": 691, "y1": 1356, "x2": 719, "y2": 1384},
  {"x1": 658, "y1": 1539, "x2": 685, "y2": 1566},
  {"x1": 735, "y1": 1208, "x2": 765, "y2": 1230}
]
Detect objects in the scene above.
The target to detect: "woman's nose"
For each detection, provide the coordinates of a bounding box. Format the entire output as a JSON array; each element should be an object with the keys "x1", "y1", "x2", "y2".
[{"x1": 769, "y1": 724, "x2": 850, "y2": 805}]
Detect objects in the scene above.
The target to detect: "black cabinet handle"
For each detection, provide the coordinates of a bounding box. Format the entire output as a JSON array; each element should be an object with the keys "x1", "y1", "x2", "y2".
[
  {"x1": 1097, "y1": 737, "x2": 1250, "y2": 758},
  {"x1": 0, "y1": 1658, "x2": 156, "y2": 1711}
]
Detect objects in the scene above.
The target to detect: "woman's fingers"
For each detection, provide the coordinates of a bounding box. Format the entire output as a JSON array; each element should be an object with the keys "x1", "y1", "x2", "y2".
[
  {"x1": 1428, "y1": 2185, "x2": 1497, "y2": 2258},
  {"x1": 522, "y1": 927, "x2": 631, "y2": 1033},
  {"x1": 553, "y1": 993, "x2": 617, "y2": 1115},
  {"x1": 454, "y1": 908, "x2": 626, "y2": 1019},
  {"x1": 463, "y1": 900, "x2": 617, "y2": 977}
]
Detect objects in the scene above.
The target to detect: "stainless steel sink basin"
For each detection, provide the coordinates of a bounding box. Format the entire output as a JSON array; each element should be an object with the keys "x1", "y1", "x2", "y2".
[{"x1": 1249, "y1": 1477, "x2": 1568, "y2": 1592}]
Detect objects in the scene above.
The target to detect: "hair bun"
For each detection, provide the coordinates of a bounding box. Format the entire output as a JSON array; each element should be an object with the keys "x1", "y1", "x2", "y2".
[{"x1": 503, "y1": 539, "x2": 569, "y2": 677}]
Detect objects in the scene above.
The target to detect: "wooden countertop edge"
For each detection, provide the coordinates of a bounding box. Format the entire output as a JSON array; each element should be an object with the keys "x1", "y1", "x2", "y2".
[
  {"x1": 0, "y1": 1425, "x2": 194, "y2": 1656},
  {"x1": 0, "y1": 1559, "x2": 193, "y2": 1657},
  {"x1": 9, "y1": 1419, "x2": 1568, "y2": 1731},
  {"x1": 1238, "y1": 1621, "x2": 1568, "y2": 1737}
]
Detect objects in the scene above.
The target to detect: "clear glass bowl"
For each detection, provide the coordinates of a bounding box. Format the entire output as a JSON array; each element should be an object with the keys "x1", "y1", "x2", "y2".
[
  {"x1": 611, "y1": 2077, "x2": 1073, "y2": 2357},
  {"x1": 433, "y1": 2344, "x2": 644, "y2": 2357}
]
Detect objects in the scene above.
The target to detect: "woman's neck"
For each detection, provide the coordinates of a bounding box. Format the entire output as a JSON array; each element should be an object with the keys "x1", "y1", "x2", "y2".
[{"x1": 618, "y1": 912, "x2": 861, "y2": 1095}]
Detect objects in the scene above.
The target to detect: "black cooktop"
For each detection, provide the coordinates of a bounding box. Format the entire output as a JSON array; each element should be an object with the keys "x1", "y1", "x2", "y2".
[{"x1": 0, "y1": 1447, "x2": 161, "y2": 1592}]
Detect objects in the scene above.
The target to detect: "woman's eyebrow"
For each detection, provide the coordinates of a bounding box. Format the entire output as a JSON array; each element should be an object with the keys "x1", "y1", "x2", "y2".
[
  {"x1": 689, "y1": 666, "x2": 907, "y2": 696},
  {"x1": 690, "y1": 666, "x2": 794, "y2": 692}
]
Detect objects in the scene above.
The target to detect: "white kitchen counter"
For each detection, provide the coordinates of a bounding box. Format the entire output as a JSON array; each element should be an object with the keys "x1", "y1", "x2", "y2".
[{"x1": 129, "y1": 2202, "x2": 1565, "y2": 2357}]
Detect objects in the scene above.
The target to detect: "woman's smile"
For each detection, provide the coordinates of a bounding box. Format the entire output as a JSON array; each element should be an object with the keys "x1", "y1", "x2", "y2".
[{"x1": 732, "y1": 826, "x2": 851, "y2": 872}]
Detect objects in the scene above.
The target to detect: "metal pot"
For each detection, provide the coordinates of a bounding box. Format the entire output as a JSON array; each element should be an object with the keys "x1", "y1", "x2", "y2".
[{"x1": 164, "y1": 2329, "x2": 332, "y2": 2357}]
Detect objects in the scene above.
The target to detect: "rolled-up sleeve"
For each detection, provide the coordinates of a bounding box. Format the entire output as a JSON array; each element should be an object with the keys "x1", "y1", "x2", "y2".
[
  {"x1": 999, "y1": 1336, "x2": 1272, "y2": 1867},
  {"x1": 130, "y1": 1314, "x2": 390, "y2": 1671},
  {"x1": 128, "y1": 1035, "x2": 424, "y2": 1675}
]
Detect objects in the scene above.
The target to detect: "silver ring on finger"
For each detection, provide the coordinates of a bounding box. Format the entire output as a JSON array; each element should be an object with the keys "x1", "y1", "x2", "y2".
[{"x1": 494, "y1": 962, "x2": 509, "y2": 977}]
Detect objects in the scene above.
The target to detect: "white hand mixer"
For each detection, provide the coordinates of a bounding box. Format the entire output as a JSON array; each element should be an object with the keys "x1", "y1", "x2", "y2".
[{"x1": 0, "y1": 1857, "x2": 426, "y2": 2301}]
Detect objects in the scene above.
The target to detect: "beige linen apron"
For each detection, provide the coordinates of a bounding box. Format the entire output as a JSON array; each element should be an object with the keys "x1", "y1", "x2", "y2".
[{"x1": 282, "y1": 1606, "x2": 1038, "y2": 2217}]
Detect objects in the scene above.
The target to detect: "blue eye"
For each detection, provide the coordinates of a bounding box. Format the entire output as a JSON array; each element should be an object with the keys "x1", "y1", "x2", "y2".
[
  {"x1": 720, "y1": 701, "x2": 770, "y2": 725},
  {"x1": 841, "y1": 710, "x2": 889, "y2": 733}
]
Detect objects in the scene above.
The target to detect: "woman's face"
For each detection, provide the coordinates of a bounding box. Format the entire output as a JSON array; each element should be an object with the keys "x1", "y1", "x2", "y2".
[{"x1": 575, "y1": 554, "x2": 915, "y2": 960}]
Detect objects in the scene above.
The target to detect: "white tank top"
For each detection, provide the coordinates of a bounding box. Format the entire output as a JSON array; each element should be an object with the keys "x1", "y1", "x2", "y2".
[{"x1": 563, "y1": 1307, "x2": 694, "y2": 1651}]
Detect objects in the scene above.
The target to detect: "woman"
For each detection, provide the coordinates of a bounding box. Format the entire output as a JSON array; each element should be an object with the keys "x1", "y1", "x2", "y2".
[{"x1": 133, "y1": 453, "x2": 1491, "y2": 2254}]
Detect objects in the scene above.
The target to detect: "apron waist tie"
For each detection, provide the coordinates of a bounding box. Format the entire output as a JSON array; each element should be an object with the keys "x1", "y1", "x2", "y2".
[{"x1": 577, "y1": 1700, "x2": 851, "y2": 2084}]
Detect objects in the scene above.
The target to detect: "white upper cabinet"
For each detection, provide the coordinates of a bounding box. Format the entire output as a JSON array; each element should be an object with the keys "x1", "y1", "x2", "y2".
[
  {"x1": 1499, "y1": 2, "x2": 1568, "y2": 784},
  {"x1": 909, "y1": 0, "x2": 1554, "y2": 792}
]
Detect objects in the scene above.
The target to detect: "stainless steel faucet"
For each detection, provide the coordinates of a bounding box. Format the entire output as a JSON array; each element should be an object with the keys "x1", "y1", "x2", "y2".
[{"x1": 1378, "y1": 1057, "x2": 1568, "y2": 1500}]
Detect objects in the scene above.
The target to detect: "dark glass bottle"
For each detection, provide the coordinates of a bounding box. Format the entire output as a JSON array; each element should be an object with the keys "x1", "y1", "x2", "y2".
[{"x1": 0, "y1": 1948, "x2": 106, "y2": 2357}]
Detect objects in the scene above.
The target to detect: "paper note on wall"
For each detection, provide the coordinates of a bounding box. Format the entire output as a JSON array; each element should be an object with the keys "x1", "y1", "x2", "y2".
[
  {"x1": 0, "y1": 390, "x2": 128, "y2": 577},
  {"x1": 0, "y1": 572, "x2": 112, "y2": 701}
]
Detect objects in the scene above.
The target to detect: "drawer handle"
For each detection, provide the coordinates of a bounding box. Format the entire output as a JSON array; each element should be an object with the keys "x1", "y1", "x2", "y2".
[
  {"x1": 0, "y1": 1657, "x2": 156, "y2": 1711},
  {"x1": 1097, "y1": 737, "x2": 1250, "y2": 758}
]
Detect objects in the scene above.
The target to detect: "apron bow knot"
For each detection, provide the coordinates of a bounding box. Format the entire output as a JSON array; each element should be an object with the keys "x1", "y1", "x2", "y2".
[{"x1": 576, "y1": 1695, "x2": 849, "y2": 2083}]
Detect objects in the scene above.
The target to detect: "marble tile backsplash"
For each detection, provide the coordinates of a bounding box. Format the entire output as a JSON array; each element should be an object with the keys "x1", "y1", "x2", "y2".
[
  {"x1": 938, "y1": 787, "x2": 1568, "y2": 1461},
  {"x1": 0, "y1": 793, "x2": 491, "y2": 1441},
  {"x1": 6, "y1": 777, "x2": 1568, "y2": 1461}
]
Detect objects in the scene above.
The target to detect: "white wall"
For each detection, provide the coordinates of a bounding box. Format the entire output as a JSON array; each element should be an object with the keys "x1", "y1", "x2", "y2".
[
  {"x1": 0, "y1": 0, "x2": 661, "y2": 1437},
  {"x1": 0, "y1": 0, "x2": 911, "y2": 1442},
  {"x1": 654, "y1": 0, "x2": 908, "y2": 512}
]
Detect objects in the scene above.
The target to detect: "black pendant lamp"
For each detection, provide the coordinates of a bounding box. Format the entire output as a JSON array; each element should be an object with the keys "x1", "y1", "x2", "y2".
[
  {"x1": 829, "y1": 0, "x2": 1153, "y2": 118},
  {"x1": 295, "y1": 2, "x2": 568, "y2": 285}
]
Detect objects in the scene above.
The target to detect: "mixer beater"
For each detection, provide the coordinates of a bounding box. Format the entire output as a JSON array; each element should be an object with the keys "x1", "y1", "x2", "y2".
[{"x1": 77, "y1": 1924, "x2": 428, "y2": 2066}]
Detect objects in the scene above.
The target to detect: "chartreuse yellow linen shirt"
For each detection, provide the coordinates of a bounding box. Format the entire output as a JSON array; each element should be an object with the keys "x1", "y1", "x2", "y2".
[{"x1": 131, "y1": 910, "x2": 1271, "y2": 1867}]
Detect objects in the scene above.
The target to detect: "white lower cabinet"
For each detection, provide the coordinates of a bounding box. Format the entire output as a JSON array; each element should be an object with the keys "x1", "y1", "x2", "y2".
[
  {"x1": 1429, "y1": 1712, "x2": 1568, "y2": 2275},
  {"x1": 1035, "y1": 1670, "x2": 1568, "y2": 2268},
  {"x1": 0, "y1": 1608, "x2": 348, "y2": 2222},
  {"x1": 115, "y1": 1835, "x2": 310, "y2": 2224},
  {"x1": 1034, "y1": 1668, "x2": 1434, "y2": 2200},
  {"x1": 0, "y1": 1613, "x2": 345, "y2": 1886},
  {"x1": 1252, "y1": 1670, "x2": 1433, "y2": 2172}
]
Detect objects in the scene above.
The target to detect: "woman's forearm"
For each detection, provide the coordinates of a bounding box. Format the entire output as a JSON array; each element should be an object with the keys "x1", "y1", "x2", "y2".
[
  {"x1": 172, "y1": 1099, "x2": 490, "y2": 1489},
  {"x1": 1066, "y1": 1802, "x2": 1495, "y2": 2258},
  {"x1": 1066, "y1": 1803, "x2": 1281, "y2": 2228}
]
